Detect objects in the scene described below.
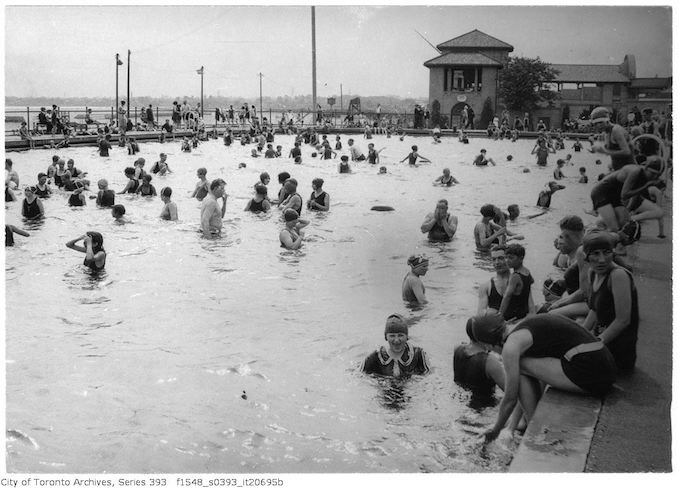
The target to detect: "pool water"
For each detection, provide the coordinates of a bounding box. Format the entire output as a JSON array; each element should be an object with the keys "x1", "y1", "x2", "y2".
[{"x1": 5, "y1": 133, "x2": 613, "y2": 472}]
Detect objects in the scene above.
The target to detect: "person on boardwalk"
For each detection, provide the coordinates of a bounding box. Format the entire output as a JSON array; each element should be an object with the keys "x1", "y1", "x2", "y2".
[
  {"x1": 279, "y1": 209, "x2": 309, "y2": 250},
  {"x1": 360, "y1": 314, "x2": 430, "y2": 378},
  {"x1": 472, "y1": 313, "x2": 616, "y2": 442},
  {"x1": 200, "y1": 178, "x2": 227, "y2": 238},
  {"x1": 589, "y1": 106, "x2": 634, "y2": 171},
  {"x1": 402, "y1": 255, "x2": 429, "y2": 305},
  {"x1": 581, "y1": 231, "x2": 639, "y2": 373},
  {"x1": 420, "y1": 199, "x2": 458, "y2": 242},
  {"x1": 66, "y1": 232, "x2": 107, "y2": 271}
]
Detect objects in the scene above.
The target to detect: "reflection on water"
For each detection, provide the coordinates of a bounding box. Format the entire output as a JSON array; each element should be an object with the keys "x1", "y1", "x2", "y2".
[{"x1": 5, "y1": 134, "x2": 608, "y2": 472}]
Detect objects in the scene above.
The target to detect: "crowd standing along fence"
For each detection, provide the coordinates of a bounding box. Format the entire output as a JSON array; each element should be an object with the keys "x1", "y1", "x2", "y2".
[{"x1": 4, "y1": 106, "x2": 422, "y2": 137}]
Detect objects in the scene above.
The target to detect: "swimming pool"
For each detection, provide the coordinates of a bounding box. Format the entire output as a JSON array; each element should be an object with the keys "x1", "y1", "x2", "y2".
[{"x1": 5, "y1": 133, "x2": 611, "y2": 472}]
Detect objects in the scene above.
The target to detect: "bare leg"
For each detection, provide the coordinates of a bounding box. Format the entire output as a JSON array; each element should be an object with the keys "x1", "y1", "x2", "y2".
[
  {"x1": 596, "y1": 204, "x2": 620, "y2": 232},
  {"x1": 548, "y1": 301, "x2": 590, "y2": 320},
  {"x1": 520, "y1": 357, "x2": 586, "y2": 394},
  {"x1": 517, "y1": 374, "x2": 542, "y2": 422}
]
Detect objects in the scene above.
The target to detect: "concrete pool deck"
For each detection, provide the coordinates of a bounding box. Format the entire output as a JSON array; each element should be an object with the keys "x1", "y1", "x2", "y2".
[{"x1": 510, "y1": 200, "x2": 673, "y2": 472}]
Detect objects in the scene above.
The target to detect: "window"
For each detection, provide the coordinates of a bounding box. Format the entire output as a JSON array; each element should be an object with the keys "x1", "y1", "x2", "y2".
[
  {"x1": 612, "y1": 84, "x2": 621, "y2": 96},
  {"x1": 448, "y1": 67, "x2": 481, "y2": 92}
]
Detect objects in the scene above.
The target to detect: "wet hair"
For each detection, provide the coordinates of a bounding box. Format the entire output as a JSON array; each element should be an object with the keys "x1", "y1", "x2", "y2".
[
  {"x1": 278, "y1": 172, "x2": 291, "y2": 184},
  {"x1": 411, "y1": 145, "x2": 418, "y2": 151},
  {"x1": 312, "y1": 178, "x2": 324, "y2": 189},
  {"x1": 86, "y1": 231, "x2": 105, "y2": 253},
  {"x1": 197, "y1": 167, "x2": 207, "y2": 176},
  {"x1": 507, "y1": 204, "x2": 520, "y2": 218},
  {"x1": 52, "y1": 155, "x2": 59, "y2": 163},
  {"x1": 285, "y1": 178, "x2": 298, "y2": 189},
  {"x1": 470, "y1": 314, "x2": 505, "y2": 346},
  {"x1": 254, "y1": 184, "x2": 268, "y2": 196},
  {"x1": 142, "y1": 174, "x2": 152, "y2": 183},
  {"x1": 210, "y1": 178, "x2": 226, "y2": 191},
  {"x1": 124, "y1": 167, "x2": 135, "y2": 177},
  {"x1": 559, "y1": 215, "x2": 584, "y2": 233},
  {"x1": 480, "y1": 204, "x2": 496, "y2": 218},
  {"x1": 284, "y1": 209, "x2": 299, "y2": 222},
  {"x1": 579, "y1": 167, "x2": 586, "y2": 173},
  {"x1": 161, "y1": 187, "x2": 172, "y2": 198},
  {"x1": 111, "y1": 203, "x2": 126, "y2": 216},
  {"x1": 98, "y1": 179, "x2": 108, "y2": 189},
  {"x1": 505, "y1": 243, "x2": 525, "y2": 259},
  {"x1": 5, "y1": 158, "x2": 13, "y2": 168},
  {"x1": 260, "y1": 172, "x2": 270, "y2": 183}
]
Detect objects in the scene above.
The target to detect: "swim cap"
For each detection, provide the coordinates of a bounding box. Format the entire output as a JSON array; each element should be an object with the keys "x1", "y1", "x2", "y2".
[
  {"x1": 38, "y1": 172, "x2": 47, "y2": 179},
  {"x1": 507, "y1": 155, "x2": 513, "y2": 161},
  {"x1": 590, "y1": 107, "x2": 610, "y2": 124},
  {"x1": 384, "y1": 314, "x2": 408, "y2": 339},
  {"x1": 582, "y1": 231, "x2": 614, "y2": 257},
  {"x1": 470, "y1": 314, "x2": 505, "y2": 346},
  {"x1": 284, "y1": 209, "x2": 299, "y2": 222},
  {"x1": 340, "y1": 155, "x2": 349, "y2": 162},
  {"x1": 407, "y1": 255, "x2": 429, "y2": 268},
  {"x1": 465, "y1": 317, "x2": 476, "y2": 341}
]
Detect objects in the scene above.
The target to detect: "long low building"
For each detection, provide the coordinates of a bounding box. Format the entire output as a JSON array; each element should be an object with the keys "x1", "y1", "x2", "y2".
[{"x1": 424, "y1": 29, "x2": 672, "y2": 130}]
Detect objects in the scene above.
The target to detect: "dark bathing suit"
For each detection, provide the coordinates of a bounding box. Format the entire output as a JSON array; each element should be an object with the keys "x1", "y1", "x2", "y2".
[
  {"x1": 453, "y1": 347, "x2": 494, "y2": 391},
  {"x1": 588, "y1": 268, "x2": 639, "y2": 372},
  {"x1": 428, "y1": 219, "x2": 451, "y2": 242},
  {"x1": 512, "y1": 315, "x2": 616, "y2": 395},
  {"x1": 361, "y1": 344, "x2": 429, "y2": 376},
  {"x1": 247, "y1": 199, "x2": 266, "y2": 213},
  {"x1": 309, "y1": 191, "x2": 327, "y2": 209},
  {"x1": 83, "y1": 254, "x2": 106, "y2": 271},
  {"x1": 23, "y1": 198, "x2": 42, "y2": 218}
]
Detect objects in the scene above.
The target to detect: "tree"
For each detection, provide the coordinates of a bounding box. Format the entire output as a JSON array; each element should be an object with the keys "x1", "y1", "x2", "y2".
[
  {"x1": 431, "y1": 100, "x2": 441, "y2": 127},
  {"x1": 479, "y1": 97, "x2": 494, "y2": 129},
  {"x1": 498, "y1": 56, "x2": 560, "y2": 113}
]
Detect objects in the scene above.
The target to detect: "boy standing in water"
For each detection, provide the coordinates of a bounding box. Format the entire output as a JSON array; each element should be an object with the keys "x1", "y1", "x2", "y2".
[
  {"x1": 497, "y1": 244, "x2": 534, "y2": 320},
  {"x1": 400, "y1": 145, "x2": 431, "y2": 165}
]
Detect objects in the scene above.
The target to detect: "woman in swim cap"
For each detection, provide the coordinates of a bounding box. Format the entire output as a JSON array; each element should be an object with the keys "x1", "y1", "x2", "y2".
[
  {"x1": 580, "y1": 231, "x2": 639, "y2": 372},
  {"x1": 471, "y1": 313, "x2": 615, "y2": 442},
  {"x1": 402, "y1": 255, "x2": 429, "y2": 305},
  {"x1": 66, "y1": 231, "x2": 107, "y2": 271},
  {"x1": 360, "y1": 314, "x2": 429, "y2": 377}
]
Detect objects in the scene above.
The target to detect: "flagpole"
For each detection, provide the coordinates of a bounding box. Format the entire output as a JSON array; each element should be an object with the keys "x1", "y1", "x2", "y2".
[
  {"x1": 115, "y1": 53, "x2": 120, "y2": 127},
  {"x1": 200, "y1": 66, "x2": 204, "y2": 118},
  {"x1": 311, "y1": 6, "x2": 317, "y2": 125},
  {"x1": 127, "y1": 50, "x2": 130, "y2": 122}
]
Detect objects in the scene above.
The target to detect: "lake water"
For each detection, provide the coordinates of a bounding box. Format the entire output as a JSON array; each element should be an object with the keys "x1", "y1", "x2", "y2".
[{"x1": 5, "y1": 134, "x2": 609, "y2": 473}]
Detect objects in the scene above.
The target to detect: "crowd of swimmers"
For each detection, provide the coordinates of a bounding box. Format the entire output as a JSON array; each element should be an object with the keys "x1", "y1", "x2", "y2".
[
  {"x1": 363, "y1": 104, "x2": 671, "y2": 444},
  {"x1": 6, "y1": 103, "x2": 672, "y2": 445}
]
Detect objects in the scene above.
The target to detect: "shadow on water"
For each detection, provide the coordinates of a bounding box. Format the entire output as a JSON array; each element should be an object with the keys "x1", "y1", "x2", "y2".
[
  {"x1": 22, "y1": 216, "x2": 45, "y2": 231},
  {"x1": 472, "y1": 250, "x2": 494, "y2": 272},
  {"x1": 63, "y1": 267, "x2": 109, "y2": 290}
]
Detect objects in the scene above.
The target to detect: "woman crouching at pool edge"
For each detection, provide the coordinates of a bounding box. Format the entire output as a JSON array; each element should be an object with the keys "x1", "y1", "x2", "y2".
[
  {"x1": 360, "y1": 314, "x2": 430, "y2": 378},
  {"x1": 66, "y1": 232, "x2": 106, "y2": 271}
]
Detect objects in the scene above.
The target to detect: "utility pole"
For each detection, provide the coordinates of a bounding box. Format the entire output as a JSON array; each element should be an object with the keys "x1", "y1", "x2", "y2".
[
  {"x1": 259, "y1": 73, "x2": 263, "y2": 126},
  {"x1": 115, "y1": 53, "x2": 121, "y2": 126},
  {"x1": 340, "y1": 83, "x2": 343, "y2": 111},
  {"x1": 127, "y1": 50, "x2": 131, "y2": 120},
  {"x1": 311, "y1": 6, "x2": 317, "y2": 125}
]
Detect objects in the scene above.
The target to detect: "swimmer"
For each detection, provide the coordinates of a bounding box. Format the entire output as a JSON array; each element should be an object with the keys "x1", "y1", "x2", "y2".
[
  {"x1": 472, "y1": 313, "x2": 615, "y2": 443},
  {"x1": 244, "y1": 184, "x2": 271, "y2": 213},
  {"x1": 474, "y1": 204, "x2": 507, "y2": 251},
  {"x1": 378, "y1": 166, "x2": 387, "y2": 174},
  {"x1": 34, "y1": 173, "x2": 52, "y2": 198},
  {"x1": 279, "y1": 209, "x2": 309, "y2": 250},
  {"x1": 579, "y1": 167, "x2": 588, "y2": 183},
  {"x1": 191, "y1": 168, "x2": 210, "y2": 201},
  {"x1": 506, "y1": 204, "x2": 520, "y2": 221},
  {"x1": 150, "y1": 153, "x2": 171, "y2": 175},
  {"x1": 118, "y1": 167, "x2": 139, "y2": 195},
  {"x1": 251, "y1": 148, "x2": 260, "y2": 158},
  {"x1": 433, "y1": 168, "x2": 459, "y2": 186},
  {"x1": 335, "y1": 135, "x2": 342, "y2": 151},
  {"x1": 98, "y1": 134, "x2": 112, "y2": 157},
  {"x1": 553, "y1": 159, "x2": 565, "y2": 180},
  {"x1": 158, "y1": 187, "x2": 178, "y2": 221},
  {"x1": 96, "y1": 179, "x2": 115, "y2": 207},
  {"x1": 5, "y1": 159, "x2": 20, "y2": 187},
  {"x1": 338, "y1": 155, "x2": 351, "y2": 174},
  {"x1": 274, "y1": 172, "x2": 291, "y2": 205},
  {"x1": 496, "y1": 244, "x2": 534, "y2": 320},
  {"x1": 133, "y1": 158, "x2": 147, "y2": 180},
  {"x1": 66, "y1": 231, "x2": 106, "y2": 271},
  {"x1": 257, "y1": 172, "x2": 271, "y2": 189},
  {"x1": 420, "y1": 199, "x2": 457, "y2": 242},
  {"x1": 307, "y1": 178, "x2": 330, "y2": 211},
  {"x1": 531, "y1": 138, "x2": 555, "y2": 166},
  {"x1": 473, "y1": 149, "x2": 495, "y2": 166},
  {"x1": 402, "y1": 255, "x2": 429, "y2": 305},
  {"x1": 289, "y1": 142, "x2": 302, "y2": 160},
  {"x1": 136, "y1": 174, "x2": 157, "y2": 197},
  {"x1": 181, "y1": 137, "x2": 191, "y2": 152},
  {"x1": 537, "y1": 181, "x2": 566, "y2": 208},
  {"x1": 111, "y1": 204, "x2": 128, "y2": 224},
  {"x1": 68, "y1": 182, "x2": 87, "y2": 207},
  {"x1": 280, "y1": 179, "x2": 303, "y2": 215},
  {"x1": 400, "y1": 145, "x2": 431, "y2": 165},
  {"x1": 200, "y1": 178, "x2": 227, "y2": 238},
  {"x1": 21, "y1": 186, "x2": 45, "y2": 219},
  {"x1": 264, "y1": 144, "x2": 276, "y2": 158},
  {"x1": 588, "y1": 106, "x2": 634, "y2": 171},
  {"x1": 360, "y1": 314, "x2": 430, "y2": 377},
  {"x1": 5, "y1": 224, "x2": 30, "y2": 247},
  {"x1": 347, "y1": 139, "x2": 366, "y2": 161}
]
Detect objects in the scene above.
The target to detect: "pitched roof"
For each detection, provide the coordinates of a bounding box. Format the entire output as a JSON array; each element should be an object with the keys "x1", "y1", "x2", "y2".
[
  {"x1": 550, "y1": 64, "x2": 630, "y2": 83},
  {"x1": 436, "y1": 29, "x2": 514, "y2": 51},
  {"x1": 424, "y1": 51, "x2": 503, "y2": 68}
]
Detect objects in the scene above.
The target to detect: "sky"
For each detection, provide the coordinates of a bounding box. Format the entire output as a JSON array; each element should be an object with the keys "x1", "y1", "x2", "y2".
[{"x1": 2, "y1": 2, "x2": 674, "y2": 101}]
